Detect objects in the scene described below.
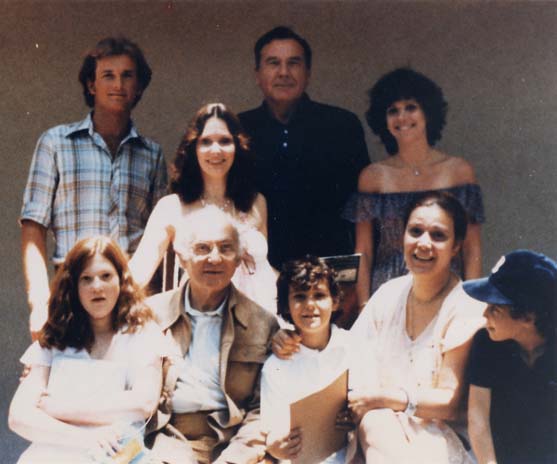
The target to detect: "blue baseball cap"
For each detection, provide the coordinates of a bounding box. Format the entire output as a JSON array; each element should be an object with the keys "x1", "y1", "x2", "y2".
[{"x1": 463, "y1": 250, "x2": 557, "y2": 313}]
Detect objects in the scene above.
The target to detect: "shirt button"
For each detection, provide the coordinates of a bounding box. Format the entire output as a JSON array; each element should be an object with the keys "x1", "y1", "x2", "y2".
[
  {"x1": 283, "y1": 129, "x2": 288, "y2": 134},
  {"x1": 282, "y1": 142, "x2": 288, "y2": 148}
]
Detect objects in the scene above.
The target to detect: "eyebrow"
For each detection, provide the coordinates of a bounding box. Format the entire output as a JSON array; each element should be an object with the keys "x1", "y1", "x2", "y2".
[{"x1": 263, "y1": 55, "x2": 304, "y2": 62}]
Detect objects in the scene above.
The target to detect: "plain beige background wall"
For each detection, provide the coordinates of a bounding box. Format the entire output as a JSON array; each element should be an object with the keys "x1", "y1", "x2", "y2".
[{"x1": 2, "y1": 1, "x2": 556, "y2": 459}]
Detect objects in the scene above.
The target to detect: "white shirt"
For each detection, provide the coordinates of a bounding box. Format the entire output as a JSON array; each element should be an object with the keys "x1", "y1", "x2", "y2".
[
  {"x1": 172, "y1": 285, "x2": 228, "y2": 413},
  {"x1": 261, "y1": 326, "x2": 378, "y2": 464}
]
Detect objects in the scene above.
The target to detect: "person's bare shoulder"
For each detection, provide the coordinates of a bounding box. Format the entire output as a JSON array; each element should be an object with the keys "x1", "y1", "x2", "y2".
[
  {"x1": 444, "y1": 156, "x2": 477, "y2": 184},
  {"x1": 158, "y1": 193, "x2": 181, "y2": 208},
  {"x1": 149, "y1": 194, "x2": 191, "y2": 234},
  {"x1": 358, "y1": 161, "x2": 391, "y2": 193},
  {"x1": 253, "y1": 192, "x2": 267, "y2": 212}
]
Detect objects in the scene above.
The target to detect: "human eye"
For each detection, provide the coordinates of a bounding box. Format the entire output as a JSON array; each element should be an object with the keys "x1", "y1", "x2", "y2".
[
  {"x1": 288, "y1": 58, "x2": 302, "y2": 67},
  {"x1": 430, "y1": 230, "x2": 448, "y2": 241},
  {"x1": 101, "y1": 271, "x2": 114, "y2": 281},
  {"x1": 219, "y1": 243, "x2": 235, "y2": 254},
  {"x1": 406, "y1": 103, "x2": 419, "y2": 112},
  {"x1": 386, "y1": 106, "x2": 399, "y2": 117},
  {"x1": 194, "y1": 243, "x2": 210, "y2": 255},
  {"x1": 219, "y1": 136, "x2": 234, "y2": 146},
  {"x1": 80, "y1": 274, "x2": 93, "y2": 283},
  {"x1": 407, "y1": 226, "x2": 423, "y2": 237},
  {"x1": 265, "y1": 58, "x2": 280, "y2": 67},
  {"x1": 314, "y1": 291, "x2": 329, "y2": 300},
  {"x1": 292, "y1": 293, "x2": 306, "y2": 302},
  {"x1": 198, "y1": 137, "x2": 212, "y2": 147}
]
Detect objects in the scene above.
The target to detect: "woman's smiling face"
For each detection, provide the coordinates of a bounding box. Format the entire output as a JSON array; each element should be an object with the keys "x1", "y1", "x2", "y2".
[
  {"x1": 404, "y1": 204, "x2": 460, "y2": 277},
  {"x1": 196, "y1": 117, "x2": 236, "y2": 180}
]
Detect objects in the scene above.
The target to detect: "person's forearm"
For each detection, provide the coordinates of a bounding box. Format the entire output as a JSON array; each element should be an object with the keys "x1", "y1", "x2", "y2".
[
  {"x1": 469, "y1": 385, "x2": 497, "y2": 464},
  {"x1": 410, "y1": 386, "x2": 462, "y2": 421},
  {"x1": 462, "y1": 224, "x2": 482, "y2": 280},
  {"x1": 355, "y1": 220, "x2": 373, "y2": 307},
  {"x1": 10, "y1": 397, "x2": 90, "y2": 448},
  {"x1": 128, "y1": 206, "x2": 171, "y2": 288},
  {"x1": 469, "y1": 421, "x2": 497, "y2": 464},
  {"x1": 21, "y1": 221, "x2": 50, "y2": 336},
  {"x1": 356, "y1": 253, "x2": 371, "y2": 308},
  {"x1": 21, "y1": 221, "x2": 49, "y2": 308},
  {"x1": 355, "y1": 385, "x2": 461, "y2": 421},
  {"x1": 46, "y1": 374, "x2": 161, "y2": 426},
  {"x1": 128, "y1": 248, "x2": 162, "y2": 288}
]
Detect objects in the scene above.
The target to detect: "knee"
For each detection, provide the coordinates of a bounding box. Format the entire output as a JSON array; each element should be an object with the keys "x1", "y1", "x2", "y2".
[{"x1": 358, "y1": 408, "x2": 396, "y2": 445}]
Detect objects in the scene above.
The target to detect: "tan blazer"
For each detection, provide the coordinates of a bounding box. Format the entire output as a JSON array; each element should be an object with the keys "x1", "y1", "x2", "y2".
[{"x1": 146, "y1": 282, "x2": 279, "y2": 464}]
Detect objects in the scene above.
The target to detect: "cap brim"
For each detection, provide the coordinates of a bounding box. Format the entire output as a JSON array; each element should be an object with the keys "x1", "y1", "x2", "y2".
[{"x1": 463, "y1": 277, "x2": 514, "y2": 305}]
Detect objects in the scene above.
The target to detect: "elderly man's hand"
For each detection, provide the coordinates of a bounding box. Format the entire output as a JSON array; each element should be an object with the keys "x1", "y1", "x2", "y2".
[{"x1": 271, "y1": 329, "x2": 301, "y2": 360}]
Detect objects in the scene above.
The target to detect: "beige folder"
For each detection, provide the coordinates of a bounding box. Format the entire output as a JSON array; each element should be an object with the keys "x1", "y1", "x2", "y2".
[{"x1": 290, "y1": 369, "x2": 349, "y2": 464}]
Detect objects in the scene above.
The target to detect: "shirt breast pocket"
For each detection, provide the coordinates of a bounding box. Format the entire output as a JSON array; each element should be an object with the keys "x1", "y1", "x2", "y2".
[{"x1": 226, "y1": 344, "x2": 268, "y2": 405}]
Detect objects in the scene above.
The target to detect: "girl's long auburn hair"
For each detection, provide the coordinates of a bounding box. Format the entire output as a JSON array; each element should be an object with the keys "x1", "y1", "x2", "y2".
[{"x1": 39, "y1": 236, "x2": 153, "y2": 352}]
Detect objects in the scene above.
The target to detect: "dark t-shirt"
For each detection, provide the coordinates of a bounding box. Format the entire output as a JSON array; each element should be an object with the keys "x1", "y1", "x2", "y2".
[
  {"x1": 239, "y1": 94, "x2": 369, "y2": 268},
  {"x1": 467, "y1": 328, "x2": 557, "y2": 464}
]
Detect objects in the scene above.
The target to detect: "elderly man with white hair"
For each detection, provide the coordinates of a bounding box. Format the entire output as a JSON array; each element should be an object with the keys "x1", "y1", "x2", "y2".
[{"x1": 146, "y1": 206, "x2": 278, "y2": 464}]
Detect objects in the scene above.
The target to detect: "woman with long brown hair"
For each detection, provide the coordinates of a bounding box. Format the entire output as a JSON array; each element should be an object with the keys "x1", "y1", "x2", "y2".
[
  {"x1": 9, "y1": 236, "x2": 165, "y2": 463},
  {"x1": 129, "y1": 103, "x2": 277, "y2": 311}
]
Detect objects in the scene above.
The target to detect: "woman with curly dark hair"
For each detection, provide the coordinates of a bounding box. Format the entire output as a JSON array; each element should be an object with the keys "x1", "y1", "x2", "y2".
[
  {"x1": 343, "y1": 68, "x2": 485, "y2": 306},
  {"x1": 9, "y1": 236, "x2": 165, "y2": 463},
  {"x1": 129, "y1": 103, "x2": 277, "y2": 311}
]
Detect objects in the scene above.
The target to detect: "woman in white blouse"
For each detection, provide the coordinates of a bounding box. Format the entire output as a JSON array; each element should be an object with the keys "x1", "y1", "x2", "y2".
[{"x1": 349, "y1": 192, "x2": 485, "y2": 463}]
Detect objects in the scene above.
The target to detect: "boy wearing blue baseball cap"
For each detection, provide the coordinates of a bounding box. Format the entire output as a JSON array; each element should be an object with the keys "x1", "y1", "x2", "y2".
[{"x1": 464, "y1": 250, "x2": 557, "y2": 464}]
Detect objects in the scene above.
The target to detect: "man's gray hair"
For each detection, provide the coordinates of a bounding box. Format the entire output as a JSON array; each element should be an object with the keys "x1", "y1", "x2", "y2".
[{"x1": 174, "y1": 205, "x2": 245, "y2": 259}]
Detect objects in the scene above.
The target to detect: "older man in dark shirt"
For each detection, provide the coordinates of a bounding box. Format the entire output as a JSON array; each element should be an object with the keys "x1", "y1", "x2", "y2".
[{"x1": 239, "y1": 26, "x2": 369, "y2": 269}]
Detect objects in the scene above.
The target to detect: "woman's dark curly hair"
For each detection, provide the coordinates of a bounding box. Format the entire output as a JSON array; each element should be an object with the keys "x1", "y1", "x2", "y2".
[
  {"x1": 366, "y1": 67, "x2": 448, "y2": 155},
  {"x1": 39, "y1": 236, "x2": 153, "y2": 352},
  {"x1": 170, "y1": 103, "x2": 257, "y2": 213},
  {"x1": 277, "y1": 256, "x2": 341, "y2": 324}
]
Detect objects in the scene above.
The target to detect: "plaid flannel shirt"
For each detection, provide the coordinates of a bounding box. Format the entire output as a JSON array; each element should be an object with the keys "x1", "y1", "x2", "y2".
[{"x1": 21, "y1": 113, "x2": 167, "y2": 263}]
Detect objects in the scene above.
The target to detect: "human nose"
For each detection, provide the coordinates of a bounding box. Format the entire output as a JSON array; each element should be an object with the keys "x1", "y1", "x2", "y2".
[
  {"x1": 207, "y1": 246, "x2": 222, "y2": 263},
  {"x1": 305, "y1": 296, "x2": 318, "y2": 311},
  {"x1": 416, "y1": 232, "x2": 432, "y2": 247},
  {"x1": 91, "y1": 276, "x2": 103, "y2": 290},
  {"x1": 278, "y1": 61, "x2": 289, "y2": 76},
  {"x1": 113, "y1": 75, "x2": 123, "y2": 90}
]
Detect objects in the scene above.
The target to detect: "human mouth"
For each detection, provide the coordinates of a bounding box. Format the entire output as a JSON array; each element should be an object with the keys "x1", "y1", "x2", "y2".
[
  {"x1": 413, "y1": 252, "x2": 433, "y2": 262},
  {"x1": 204, "y1": 269, "x2": 223, "y2": 275},
  {"x1": 274, "y1": 82, "x2": 295, "y2": 88}
]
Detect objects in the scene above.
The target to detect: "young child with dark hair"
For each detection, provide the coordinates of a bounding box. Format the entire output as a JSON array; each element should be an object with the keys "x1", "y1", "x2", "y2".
[{"x1": 261, "y1": 256, "x2": 377, "y2": 463}]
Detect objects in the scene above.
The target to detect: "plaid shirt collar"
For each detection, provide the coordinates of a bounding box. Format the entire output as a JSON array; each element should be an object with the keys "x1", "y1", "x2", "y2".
[{"x1": 63, "y1": 112, "x2": 144, "y2": 146}]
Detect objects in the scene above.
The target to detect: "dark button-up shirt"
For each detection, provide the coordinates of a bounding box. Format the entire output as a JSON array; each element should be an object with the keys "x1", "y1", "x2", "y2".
[{"x1": 239, "y1": 94, "x2": 369, "y2": 268}]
